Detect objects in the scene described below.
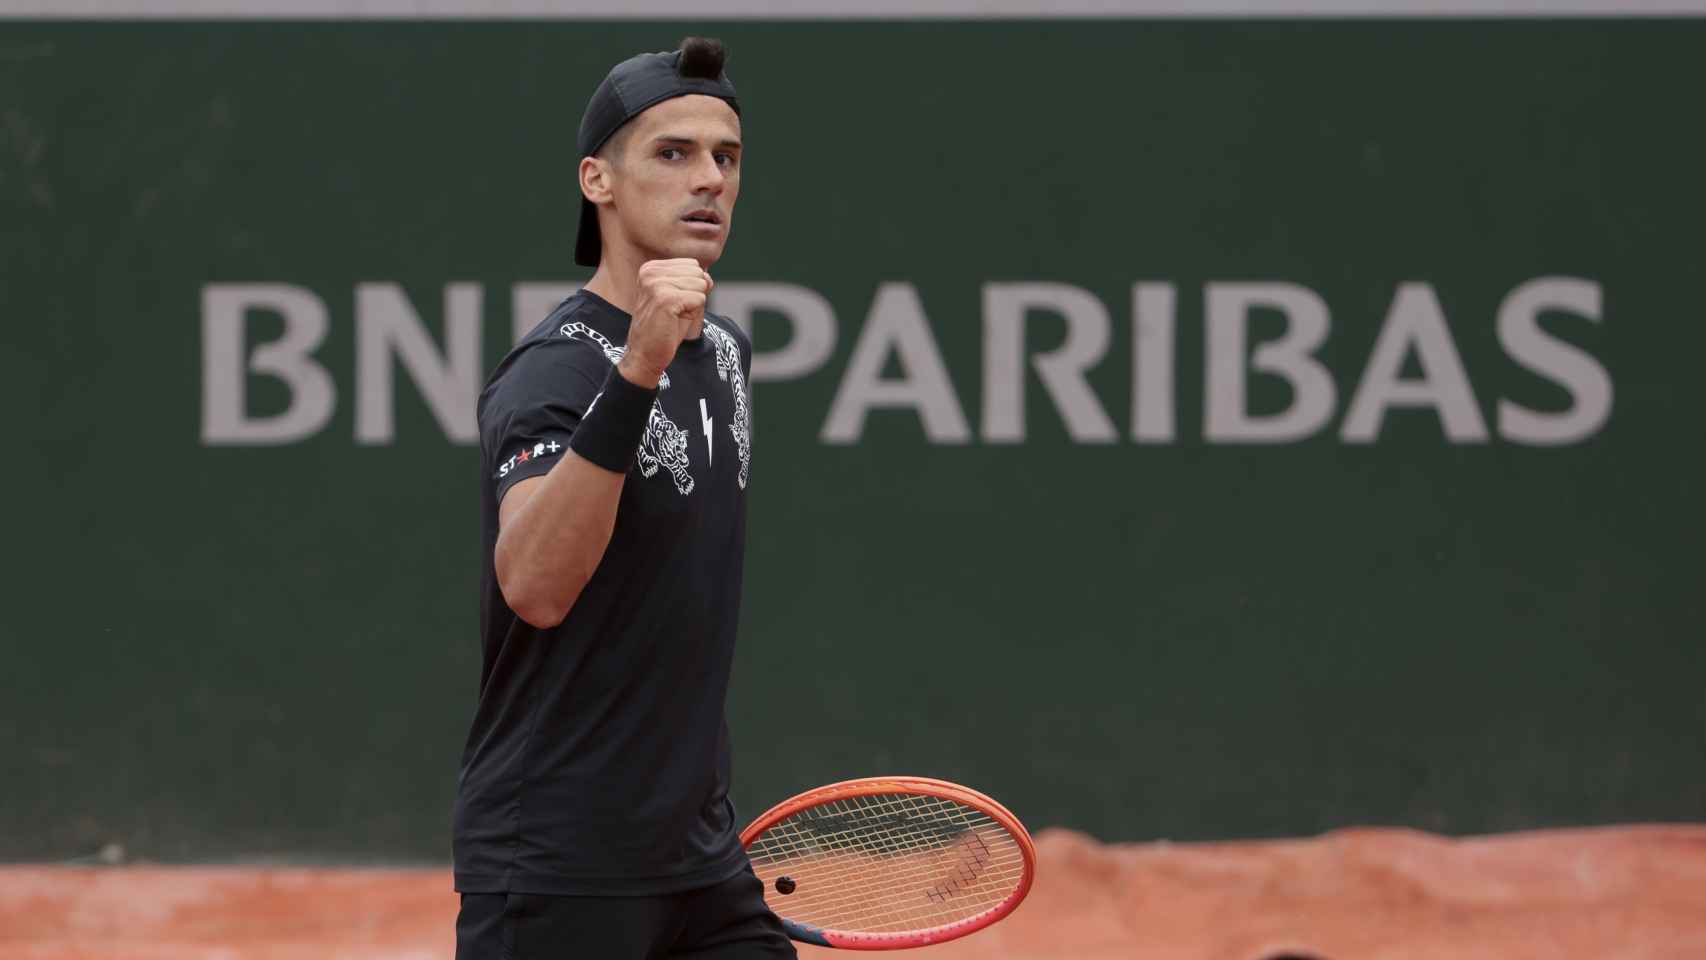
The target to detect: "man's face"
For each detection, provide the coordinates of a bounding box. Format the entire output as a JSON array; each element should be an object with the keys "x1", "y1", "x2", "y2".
[{"x1": 595, "y1": 94, "x2": 742, "y2": 268}]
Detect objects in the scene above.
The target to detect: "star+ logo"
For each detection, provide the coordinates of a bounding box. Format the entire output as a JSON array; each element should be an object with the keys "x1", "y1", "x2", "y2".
[{"x1": 498, "y1": 439, "x2": 564, "y2": 478}]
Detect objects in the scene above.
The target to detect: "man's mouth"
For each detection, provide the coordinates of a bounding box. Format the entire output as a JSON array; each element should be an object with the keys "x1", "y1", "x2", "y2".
[{"x1": 682, "y1": 210, "x2": 723, "y2": 226}]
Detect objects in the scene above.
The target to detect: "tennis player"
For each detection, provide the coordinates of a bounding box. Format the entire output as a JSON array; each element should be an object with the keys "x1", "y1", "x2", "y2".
[{"x1": 452, "y1": 38, "x2": 793, "y2": 959}]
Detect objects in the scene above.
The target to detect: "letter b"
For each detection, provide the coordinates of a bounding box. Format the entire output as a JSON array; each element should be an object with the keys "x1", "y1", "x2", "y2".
[{"x1": 201, "y1": 284, "x2": 335, "y2": 445}]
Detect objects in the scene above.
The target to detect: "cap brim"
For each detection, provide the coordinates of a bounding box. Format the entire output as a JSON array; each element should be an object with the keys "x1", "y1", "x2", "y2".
[{"x1": 574, "y1": 196, "x2": 600, "y2": 267}]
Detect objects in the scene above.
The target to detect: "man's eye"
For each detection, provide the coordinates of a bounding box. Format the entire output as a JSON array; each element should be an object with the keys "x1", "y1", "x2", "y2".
[
  {"x1": 660, "y1": 148, "x2": 683, "y2": 160},
  {"x1": 715, "y1": 153, "x2": 736, "y2": 167}
]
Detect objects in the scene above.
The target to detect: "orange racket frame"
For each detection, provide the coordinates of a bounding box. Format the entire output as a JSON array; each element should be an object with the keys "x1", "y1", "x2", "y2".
[{"x1": 740, "y1": 776, "x2": 1037, "y2": 950}]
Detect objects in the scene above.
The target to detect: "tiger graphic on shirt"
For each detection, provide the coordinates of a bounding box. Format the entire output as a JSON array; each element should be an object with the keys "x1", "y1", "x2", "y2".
[
  {"x1": 701, "y1": 323, "x2": 752, "y2": 490},
  {"x1": 560, "y1": 321, "x2": 693, "y2": 496}
]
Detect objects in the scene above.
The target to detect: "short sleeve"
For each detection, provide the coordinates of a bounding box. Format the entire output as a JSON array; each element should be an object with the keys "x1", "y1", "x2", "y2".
[{"x1": 480, "y1": 339, "x2": 609, "y2": 506}]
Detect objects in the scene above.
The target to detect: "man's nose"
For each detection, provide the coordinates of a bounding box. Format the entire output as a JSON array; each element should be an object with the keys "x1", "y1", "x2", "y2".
[{"x1": 691, "y1": 154, "x2": 726, "y2": 195}]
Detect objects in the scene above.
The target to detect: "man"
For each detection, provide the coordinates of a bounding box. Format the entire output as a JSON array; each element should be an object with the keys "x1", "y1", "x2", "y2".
[{"x1": 452, "y1": 38, "x2": 794, "y2": 959}]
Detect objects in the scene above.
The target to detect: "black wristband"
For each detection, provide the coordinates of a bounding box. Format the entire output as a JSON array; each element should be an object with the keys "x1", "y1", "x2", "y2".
[{"x1": 569, "y1": 366, "x2": 658, "y2": 474}]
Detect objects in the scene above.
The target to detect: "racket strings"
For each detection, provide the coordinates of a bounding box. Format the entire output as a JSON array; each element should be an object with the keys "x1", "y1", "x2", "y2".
[
  {"x1": 759, "y1": 848, "x2": 1027, "y2": 931},
  {"x1": 748, "y1": 792, "x2": 1027, "y2": 934},
  {"x1": 750, "y1": 803, "x2": 1026, "y2": 931},
  {"x1": 756, "y1": 841, "x2": 1026, "y2": 930}
]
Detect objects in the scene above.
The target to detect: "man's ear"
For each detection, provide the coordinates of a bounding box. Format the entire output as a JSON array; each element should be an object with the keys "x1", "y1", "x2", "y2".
[{"x1": 580, "y1": 155, "x2": 614, "y2": 205}]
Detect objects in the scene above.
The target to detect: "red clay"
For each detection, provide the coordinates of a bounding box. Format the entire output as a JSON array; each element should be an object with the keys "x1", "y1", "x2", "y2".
[{"x1": 5, "y1": 825, "x2": 1705, "y2": 959}]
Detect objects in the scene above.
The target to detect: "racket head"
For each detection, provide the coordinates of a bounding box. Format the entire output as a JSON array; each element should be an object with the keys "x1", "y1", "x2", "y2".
[{"x1": 741, "y1": 776, "x2": 1037, "y2": 950}]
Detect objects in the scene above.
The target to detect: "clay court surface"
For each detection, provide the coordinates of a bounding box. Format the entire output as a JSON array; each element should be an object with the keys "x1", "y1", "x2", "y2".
[{"x1": 5, "y1": 825, "x2": 1705, "y2": 960}]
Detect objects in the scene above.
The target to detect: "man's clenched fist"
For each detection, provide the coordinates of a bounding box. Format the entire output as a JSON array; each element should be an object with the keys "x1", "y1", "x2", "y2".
[{"x1": 619, "y1": 259, "x2": 713, "y2": 389}]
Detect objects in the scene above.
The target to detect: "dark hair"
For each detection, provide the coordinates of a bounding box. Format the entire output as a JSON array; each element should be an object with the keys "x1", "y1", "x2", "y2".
[{"x1": 677, "y1": 36, "x2": 727, "y2": 80}]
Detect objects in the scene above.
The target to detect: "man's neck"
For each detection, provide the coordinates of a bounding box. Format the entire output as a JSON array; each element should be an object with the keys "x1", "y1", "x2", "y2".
[{"x1": 582, "y1": 247, "x2": 643, "y2": 315}]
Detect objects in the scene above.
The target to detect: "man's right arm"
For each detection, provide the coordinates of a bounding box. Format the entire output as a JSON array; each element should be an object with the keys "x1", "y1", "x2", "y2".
[
  {"x1": 493, "y1": 260, "x2": 710, "y2": 628},
  {"x1": 492, "y1": 447, "x2": 627, "y2": 629}
]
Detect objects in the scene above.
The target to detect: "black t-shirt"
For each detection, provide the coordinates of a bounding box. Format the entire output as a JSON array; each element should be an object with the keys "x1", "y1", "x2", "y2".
[{"x1": 453, "y1": 290, "x2": 755, "y2": 896}]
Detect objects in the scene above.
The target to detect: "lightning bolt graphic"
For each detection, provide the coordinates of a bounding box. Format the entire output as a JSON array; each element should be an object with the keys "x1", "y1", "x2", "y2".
[{"x1": 700, "y1": 398, "x2": 714, "y2": 465}]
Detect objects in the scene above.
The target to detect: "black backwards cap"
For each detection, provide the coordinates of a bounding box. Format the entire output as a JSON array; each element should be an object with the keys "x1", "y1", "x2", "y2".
[{"x1": 574, "y1": 37, "x2": 741, "y2": 267}]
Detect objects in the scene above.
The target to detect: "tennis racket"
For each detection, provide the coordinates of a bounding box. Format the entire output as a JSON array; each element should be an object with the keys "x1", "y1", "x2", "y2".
[{"x1": 741, "y1": 776, "x2": 1036, "y2": 950}]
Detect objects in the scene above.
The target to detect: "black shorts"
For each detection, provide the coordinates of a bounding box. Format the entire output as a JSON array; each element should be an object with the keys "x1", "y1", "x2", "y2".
[{"x1": 455, "y1": 866, "x2": 799, "y2": 960}]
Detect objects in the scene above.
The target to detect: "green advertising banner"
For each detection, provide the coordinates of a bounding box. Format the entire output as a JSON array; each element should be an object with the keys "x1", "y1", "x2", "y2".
[{"x1": 2, "y1": 18, "x2": 1702, "y2": 861}]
